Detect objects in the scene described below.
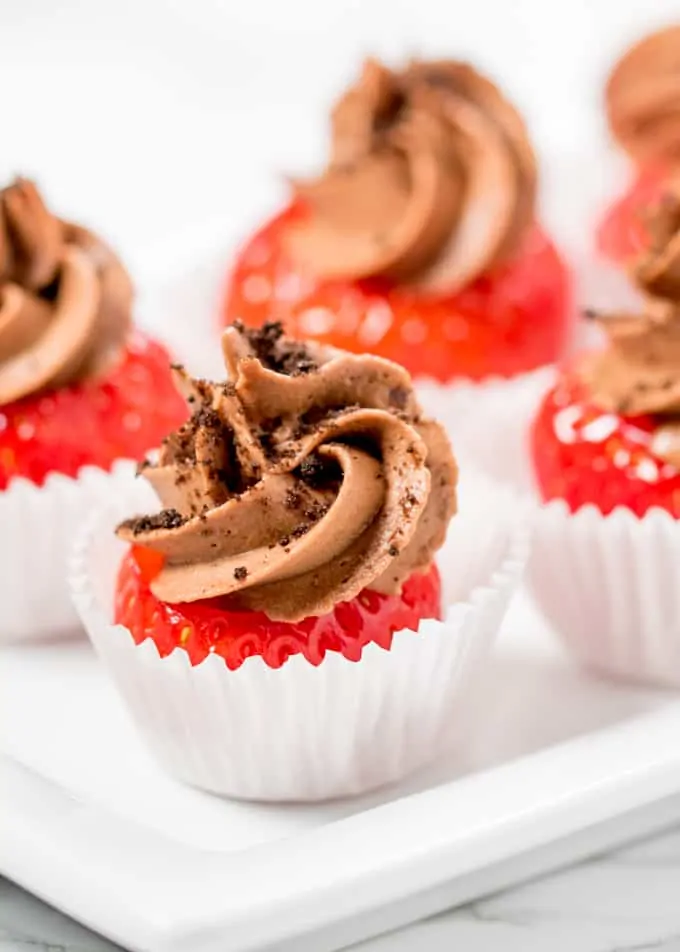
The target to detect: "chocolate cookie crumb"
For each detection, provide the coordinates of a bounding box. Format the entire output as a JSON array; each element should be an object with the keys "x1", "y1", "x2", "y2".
[
  {"x1": 231, "y1": 320, "x2": 319, "y2": 376},
  {"x1": 401, "y1": 491, "x2": 418, "y2": 514},
  {"x1": 297, "y1": 454, "x2": 342, "y2": 489},
  {"x1": 120, "y1": 508, "x2": 185, "y2": 534},
  {"x1": 293, "y1": 404, "x2": 361, "y2": 441},
  {"x1": 389, "y1": 386, "x2": 408, "y2": 409},
  {"x1": 304, "y1": 501, "x2": 330, "y2": 521},
  {"x1": 193, "y1": 407, "x2": 222, "y2": 431}
]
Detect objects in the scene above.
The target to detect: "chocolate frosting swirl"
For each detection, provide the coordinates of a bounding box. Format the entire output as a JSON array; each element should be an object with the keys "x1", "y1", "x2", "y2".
[
  {"x1": 118, "y1": 322, "x2": 457, "y2": 622},
  {"x1": 582, "y1": 299, "x2": 680, "y2": 416},
  {"x1": 285, "y1": 58, "x2": 537, "y2": 294},
  {"x1": 606, "y1": 25, "x2": 680, "y2": 167},
  {"x1": 0, "y1": 178, "x2": 132, "y2": 405},
  {"x1": 583, "y1": 189, "x2": 680, "y2": 419}
]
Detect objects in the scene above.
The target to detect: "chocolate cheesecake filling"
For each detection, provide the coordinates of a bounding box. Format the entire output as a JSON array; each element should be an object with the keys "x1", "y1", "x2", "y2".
[
  {"x1": 284, "y1": 57, "x2": 537, "y2": 294},
  {"x1": 583, "y1": 189, "x2": 680, "y2": 465},
  {"x1": 118, "y1": 322, "x2": 457, "y2": 621},
  {"x1": 0, "y1": 178, "x2": 132, "y2": 404}
]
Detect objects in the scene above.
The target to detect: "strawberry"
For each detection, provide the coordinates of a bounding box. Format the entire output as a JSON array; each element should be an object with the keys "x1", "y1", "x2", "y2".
[
  {"x1": 597, "y1": 166, "x2": 669, "y2": 265},
  {"x1": 531, "y1": 370, "x2": 680, "y2": 517},
  {"x1": 0, "y1": 331, "x2": 188, "y2": 489},
  {"x1": 115, "y1": 546, "x2": 442, "y2": 669},
  {"x1": 223, "y1": 204, "x2": 572, "y2": 382}
]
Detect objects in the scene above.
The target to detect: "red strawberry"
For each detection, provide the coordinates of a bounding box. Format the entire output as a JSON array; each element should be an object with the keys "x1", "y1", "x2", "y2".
[
  {"x1": 531, "y1": 370, "x2": 680, "y2": 517},
  {"x1": 597, "y1": 166, "x2": 669, "y2": 265},
  {"x1": 115, "y1": 546, "x2": 442, "y2": 669},
  {"x1": 0, "y1": 331, "x2": 188, "y2": 489},
  {"x1": 223, "y1": 204, "x2": 572, "y2": 382}
]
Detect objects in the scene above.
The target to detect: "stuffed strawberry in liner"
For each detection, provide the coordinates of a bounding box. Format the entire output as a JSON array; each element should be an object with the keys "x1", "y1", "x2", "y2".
[
  {"x1": 224, "y1": 58, "x2": 572, "y2": 383},
  {"x1": 71, "y1": 321, "x2": 526, "y2": 801},
  {"x1": 527, "y1": 191, "x2": 680, "y2": 685},
  {"x1": 598, "y1": 25, "x2": 680, "y2": 265},
  {"x1": 0, "y1": 178, "x2": 186, "y2": 641},
  {"x1": 534, "y1": 190, "x2": 680, "y2": 516}
]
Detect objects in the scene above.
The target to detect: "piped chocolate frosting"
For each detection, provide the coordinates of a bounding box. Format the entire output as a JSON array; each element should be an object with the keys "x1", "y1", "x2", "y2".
[
  {"x1": 0, "y1": 178, "x2": 132, "y2": 405},
  {"x1": 118, "y1": 322, "x2": 457, "y2": 621},
  {"x1": 583, "y1": 188, "x2": 680, "y2": 426},
  {"x1": 606, "y1": 25, "x2": 680, "y2": 168},
  {"x1": 284, "y1": 57, "x2": 537, "y2": 294}
]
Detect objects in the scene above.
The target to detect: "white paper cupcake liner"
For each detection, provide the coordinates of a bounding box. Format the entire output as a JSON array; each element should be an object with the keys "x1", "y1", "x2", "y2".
[
  {"x1": 433, "y1": 370, "x2": 680, "y2": 688},
  {"x1": 69, "y1": 474, "x2": 527, "y2": 803},
  {"x1": 531, "y1": 502, "x2": 680, "y2": 687},
  {"x1": 0, "y1": 462, "x2": 137, "y2": 644}
]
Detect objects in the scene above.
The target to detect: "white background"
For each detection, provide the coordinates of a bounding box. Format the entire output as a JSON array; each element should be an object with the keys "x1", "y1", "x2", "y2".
[{"x1": 1, "y1": 0, "x2": 679, "y2": 273}]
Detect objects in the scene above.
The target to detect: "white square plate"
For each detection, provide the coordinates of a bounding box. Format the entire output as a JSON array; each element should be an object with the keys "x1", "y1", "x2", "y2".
[
  {"x1": 3, "y1": 597, "x2": 680, "y2": 952},
  {"x1": 3, "y1": 157, "x2": 680, "y2": 952}
]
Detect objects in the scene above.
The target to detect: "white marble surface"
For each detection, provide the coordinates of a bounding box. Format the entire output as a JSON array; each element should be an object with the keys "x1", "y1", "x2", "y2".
[{"x1": 2, "y1": 825, "x2": 680, "y2": 951}]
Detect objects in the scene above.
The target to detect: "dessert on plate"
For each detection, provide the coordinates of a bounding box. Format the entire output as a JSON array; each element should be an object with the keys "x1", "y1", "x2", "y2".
[
  {"x1": 72, "y1": 321, "x2": 526, "y2": 802},
  {"x1": 223, "y1": 58, "x2": 572, "y2": 383},
  {"x1": 532, "y1": 192, "x2": 680, "y2": 517},
  {"x1": 0, "y1": 178, "x2": 187, "y2": 641},
  {"x1": 425, "y1": 191, "x2": 680, "y2": 687},
  {"x1": 0, "y1": 178, "x2": 186, "y2": 487},
  {"x1": 598, "y1": 24, "x2": 680, "y2": 264},
  {"x1": 530, "y1": 194, "x2": 680, "y2": 685}
]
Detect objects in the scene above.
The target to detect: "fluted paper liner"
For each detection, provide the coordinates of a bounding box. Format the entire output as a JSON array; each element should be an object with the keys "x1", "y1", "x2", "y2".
[
  {"x1": 531, "y1": 501, "x2": 680, "y2": 686},
  {"x1": 0, "y1": 462, "x2": 137, "y2": 643},
  {"x1": 70, "y1": 475, "x2": 527, "y2": 802},
  {"x1": 429, "y1": 369, "x2": 680, "y2": 688}
]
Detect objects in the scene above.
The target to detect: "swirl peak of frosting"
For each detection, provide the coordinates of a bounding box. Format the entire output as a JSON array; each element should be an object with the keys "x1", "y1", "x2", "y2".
[
  {"x1": 0, "y1": 178, "x2": 133, "y2": 405},
  {"x1": 583, "y1": 188, "x2": 680, "y2": 418},
  {"x1": 606, "y1": 25, "x2": 680, "y2": 167},
  {"x1": 634, "y1": 186, "x2": 680, "y2": 298},
  {"x1": 284, "y1": 57, "x2": 537, "y2": 294},
  {"x1": 118, "y1": 321, "x2": 457, "y2": 621}
]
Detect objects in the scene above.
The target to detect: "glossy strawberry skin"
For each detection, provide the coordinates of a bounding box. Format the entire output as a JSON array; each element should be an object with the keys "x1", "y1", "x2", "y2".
[
  {"x1": 115, "y1": 546, "x2": 442, "y2": 670},
  {"x1": 531, "y1": 370, "x2": 680, "y2": 517},
  {"x1": 223, "y1": 204, "x2": 573, "y2": 382},
  {"x1": 0, "y1": 331, "x2": 188, "y2": 489},
  {"x1": 596, "y1": 166, "x2": 669, "y2": 264}
]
